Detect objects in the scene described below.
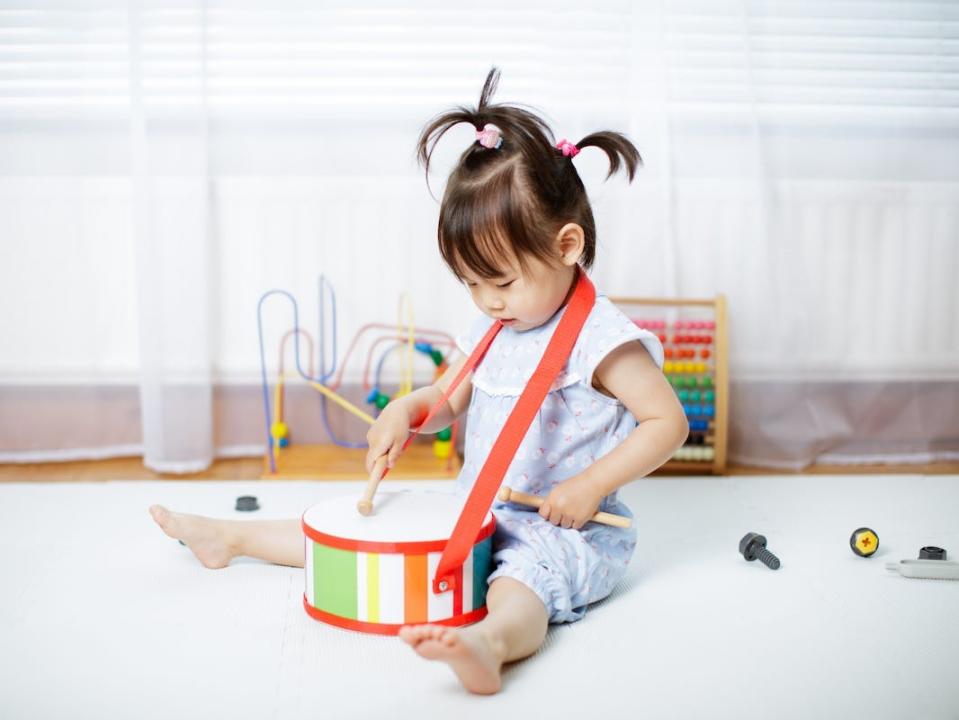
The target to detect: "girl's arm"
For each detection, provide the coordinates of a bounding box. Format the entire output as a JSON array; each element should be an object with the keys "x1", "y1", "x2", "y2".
[
  {"x1": 365, "y1": 354, "x2": 473, "y2": 472},
  {"x1": 539, "y1": 341, "x2": 689, "y2": 529}
]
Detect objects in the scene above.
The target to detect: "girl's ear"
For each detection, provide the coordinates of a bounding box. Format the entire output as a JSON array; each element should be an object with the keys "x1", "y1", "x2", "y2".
[{"x1": 555, "y1": 223, "x2": 585, "y2": 267}]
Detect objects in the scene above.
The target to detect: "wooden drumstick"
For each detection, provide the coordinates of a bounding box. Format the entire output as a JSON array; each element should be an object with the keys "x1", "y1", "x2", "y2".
[
  {"x1": 496, "y1": 486, "x2": 632, "y2": 529},
  {"x1": 357, "y1": 455, "x2": 389, "y2": 516}
]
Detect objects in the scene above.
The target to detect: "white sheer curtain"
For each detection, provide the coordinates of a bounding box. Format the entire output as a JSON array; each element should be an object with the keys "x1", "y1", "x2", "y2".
[
  {"x1": 0, "y1": 1, "x2": 956, "y2": 470},
  {"x1": 127, "y1": 1, "x2": 213, "y2": 472}
]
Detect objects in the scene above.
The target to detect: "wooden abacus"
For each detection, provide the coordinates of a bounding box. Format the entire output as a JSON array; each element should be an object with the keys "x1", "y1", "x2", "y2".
[{"x1": 610, "y1": 295, "x2": 729, "y2": 474}]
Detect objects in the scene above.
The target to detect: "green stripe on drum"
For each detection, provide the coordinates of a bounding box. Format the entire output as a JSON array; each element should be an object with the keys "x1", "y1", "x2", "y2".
[
  {"x1": 472, "y1": 536, "x2": 492, "y2": 611},
  {"x1": 313, "y1": 543, "x2": 358, "y2": 620}
]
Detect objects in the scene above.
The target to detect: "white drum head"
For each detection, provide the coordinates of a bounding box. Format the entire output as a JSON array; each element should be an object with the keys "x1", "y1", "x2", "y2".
[{"x1": 302, "y1": 489, "x2": 494, "y2": 544}]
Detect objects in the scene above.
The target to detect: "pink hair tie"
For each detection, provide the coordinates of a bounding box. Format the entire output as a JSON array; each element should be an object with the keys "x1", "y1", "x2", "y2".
[
  {"x1": 476, "y1": 123, "x2": 503, "y2": 150},
  {"x1": 557, "y1": 138, "x2": 579, "y2": 158}
]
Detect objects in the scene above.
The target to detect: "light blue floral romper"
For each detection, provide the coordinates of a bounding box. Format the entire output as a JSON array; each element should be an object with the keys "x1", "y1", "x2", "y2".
[{"x1": 455, "y1": 294, "x2": 664, "y2": 623}]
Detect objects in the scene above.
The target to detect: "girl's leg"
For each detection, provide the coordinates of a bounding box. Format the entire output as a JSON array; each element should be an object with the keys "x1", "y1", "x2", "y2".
[
  {"x1": 149, "y1": 505, "x2": 303, "y2": 568},
  {"x1": 398, "y1": 576, "x2": 549, "y2": 694}
]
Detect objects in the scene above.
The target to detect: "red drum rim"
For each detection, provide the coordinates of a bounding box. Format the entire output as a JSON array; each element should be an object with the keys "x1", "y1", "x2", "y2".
[
  {"x1": 302, "y1": 594, "x2": 488, "y2": 635},
  {"x1": 301, "y1": 513, "x2": 496, "y2": 554}
]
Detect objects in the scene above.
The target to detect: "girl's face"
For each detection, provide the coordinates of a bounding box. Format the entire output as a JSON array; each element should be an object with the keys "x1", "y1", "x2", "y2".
[{"x1": 461, "y1": 252, "x2": 578, "y2": 333}]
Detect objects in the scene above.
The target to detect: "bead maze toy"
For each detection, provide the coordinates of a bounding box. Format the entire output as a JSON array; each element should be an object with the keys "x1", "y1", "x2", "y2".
[
  {"x1": 610, "y1": 295, "x2": 729, "y2": 474},
  {"x1": 257, "y1": 276, "x2": 462, "y2": 480}
]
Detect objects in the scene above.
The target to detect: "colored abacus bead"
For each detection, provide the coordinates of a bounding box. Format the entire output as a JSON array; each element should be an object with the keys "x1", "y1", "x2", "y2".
[
  {"x1": 701, "y1": 349, "x2": 711, "y2": 359},
  {"x1": 704, "y1": 390, "x2": 715, "y2": 403},
  {"x1": 271, "y1": 421, "x2": 289, "y2": 440},
  {"x1": 437, "y1": 426, "x2": 452, "y2": 442},
  {"x1": 678, "y1": 390, "x2": 690, "y2": 402}
]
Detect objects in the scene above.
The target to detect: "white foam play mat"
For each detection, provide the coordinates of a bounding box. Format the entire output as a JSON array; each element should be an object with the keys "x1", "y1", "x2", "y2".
[{"x1": 1, "y1": 475, "x2": 957, "y2": 719}]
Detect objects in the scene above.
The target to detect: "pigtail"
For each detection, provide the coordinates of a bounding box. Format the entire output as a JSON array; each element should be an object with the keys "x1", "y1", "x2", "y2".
[
  {"x1": 416, "y1": 69, "x2": 505, "y2": 196},
  {"x1": 416, "y1": 67, "x2": 561, "y2": 197},
  {"x1": 575, "y1": 131, "x2": 643, "y2": 181},
  {"x1": 415, "y1": 106, "x2": 475, "y2": 197}
]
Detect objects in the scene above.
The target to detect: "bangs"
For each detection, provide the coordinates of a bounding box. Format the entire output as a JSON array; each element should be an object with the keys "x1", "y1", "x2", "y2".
[{"x1": 437, "y1": 166, "x2": 554, "y2": 280}]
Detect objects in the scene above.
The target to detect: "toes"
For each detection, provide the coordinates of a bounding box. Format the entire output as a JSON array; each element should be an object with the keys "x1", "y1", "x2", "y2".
[
  {"x1": 399, "y1": 625, "x2": 428, "y2": 645},
  {"x1": 400, "y1": 624, "x2": 456, "y2": 648},
  {"x1": 150, "y1": 505, "x2": 173, "y2": 532}
]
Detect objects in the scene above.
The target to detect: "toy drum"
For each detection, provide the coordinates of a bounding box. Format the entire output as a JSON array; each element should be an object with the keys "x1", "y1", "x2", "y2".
[{"x1": 302, "y1": 489, "x2": 495, "y2": 635}]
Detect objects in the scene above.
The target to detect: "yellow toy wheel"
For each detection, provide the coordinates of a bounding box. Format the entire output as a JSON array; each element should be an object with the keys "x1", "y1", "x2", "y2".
[{"x1": 850, "y1": 527, "x2": 879, "y2": 557}]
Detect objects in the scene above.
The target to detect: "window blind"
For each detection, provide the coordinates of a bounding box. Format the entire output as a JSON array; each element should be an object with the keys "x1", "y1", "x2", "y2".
[{"x1": 1, "y1": 1, "x2": 954, "y2": 118}]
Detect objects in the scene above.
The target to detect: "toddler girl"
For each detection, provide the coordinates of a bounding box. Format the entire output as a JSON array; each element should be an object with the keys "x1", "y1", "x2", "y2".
[{"x1": 150, "y1": 67, "x2": 687, "y2": 695}]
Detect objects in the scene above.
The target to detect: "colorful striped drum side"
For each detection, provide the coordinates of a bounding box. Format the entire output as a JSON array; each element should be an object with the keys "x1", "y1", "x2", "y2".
[
  {"x1": 304, "y1": 536, "x2": 492, "y2": 633},
  {"x1": 301, "y1": 491, "x2": 495, "y2": 635}
]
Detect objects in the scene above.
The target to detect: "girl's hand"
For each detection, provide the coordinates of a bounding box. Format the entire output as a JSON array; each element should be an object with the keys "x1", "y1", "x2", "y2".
[
  {"x1": 539, "y1": 475, "x2": 605, "y2": 530},
  {"x1": 365, "y1": 401, "x2": 411, "y2": 474}
]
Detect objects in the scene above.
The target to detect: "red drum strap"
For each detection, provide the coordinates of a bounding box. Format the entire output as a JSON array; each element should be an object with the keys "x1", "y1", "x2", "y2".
[{"x1": 424, "y1": 269, "x2": 596, "y2": 595}]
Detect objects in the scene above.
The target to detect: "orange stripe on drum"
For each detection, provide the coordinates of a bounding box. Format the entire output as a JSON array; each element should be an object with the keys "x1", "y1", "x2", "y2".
[{"x1": 404, "y1": 554, "x2": 428, "y2": 624}]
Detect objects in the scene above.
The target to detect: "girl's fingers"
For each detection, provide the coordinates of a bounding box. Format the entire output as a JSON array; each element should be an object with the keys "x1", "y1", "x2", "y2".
[
  {"x1": 366, "y1": 440, "x2": 388, "y2": 473},
  {"x1": 387, "y1": 441, "x2": 403, "y2": 468},
  {"x1": 370, "y1": 455, "x2": 388, "y2": 481}
]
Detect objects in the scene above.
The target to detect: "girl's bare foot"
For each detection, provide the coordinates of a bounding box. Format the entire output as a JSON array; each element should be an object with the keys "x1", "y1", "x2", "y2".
[
  {"x1": 398, "y1": 624, "x2": 504, "y2": 694},
  {"x1": 149, "y1": 505, "x2": 237, "y2": 569}
]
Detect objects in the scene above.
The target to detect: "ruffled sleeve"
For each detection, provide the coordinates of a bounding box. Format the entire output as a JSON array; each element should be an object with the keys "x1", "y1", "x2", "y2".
[{"x1": 569, "y1": 296, "x2": 664, "y2": 392}]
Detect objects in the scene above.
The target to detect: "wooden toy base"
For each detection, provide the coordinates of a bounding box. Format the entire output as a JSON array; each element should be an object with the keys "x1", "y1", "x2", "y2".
[
  {"x1": 262, "y1": 442, "x2": 462, "y2": 480},
  {"x1": 656, "y1": 460, "x2": 720, "y2": 474}
]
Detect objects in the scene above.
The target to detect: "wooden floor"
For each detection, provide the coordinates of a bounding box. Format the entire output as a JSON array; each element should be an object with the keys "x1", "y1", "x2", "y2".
[{"x1": 1, "y1": 454, "x2": 957, "y2": 482}]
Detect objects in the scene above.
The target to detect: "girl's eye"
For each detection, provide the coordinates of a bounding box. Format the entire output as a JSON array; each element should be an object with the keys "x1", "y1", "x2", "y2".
[{"x1": 496, "y1": 280, "x2": 514, "y2": 288}]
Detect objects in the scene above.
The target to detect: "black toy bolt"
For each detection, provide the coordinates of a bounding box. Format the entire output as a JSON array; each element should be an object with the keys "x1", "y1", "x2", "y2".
[{"x1": 739, "y1": 532, "x2": 781, "y2": 570}]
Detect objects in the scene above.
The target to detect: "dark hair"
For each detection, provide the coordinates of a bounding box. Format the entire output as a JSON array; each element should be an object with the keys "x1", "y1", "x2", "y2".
[{"x1": 416, "y1": 67, "x2": 642, "y2": 280}]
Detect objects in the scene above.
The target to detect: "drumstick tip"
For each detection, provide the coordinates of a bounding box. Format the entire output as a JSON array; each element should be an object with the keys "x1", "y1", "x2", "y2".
[{"x1": 497, "y1": 486, "x2": 511, "y2": 502}]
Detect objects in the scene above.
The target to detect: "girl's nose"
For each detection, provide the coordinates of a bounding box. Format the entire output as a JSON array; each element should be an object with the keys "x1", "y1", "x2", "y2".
[{"x1": 485, "y1": 292, "x2": 505, "y2": 312}]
